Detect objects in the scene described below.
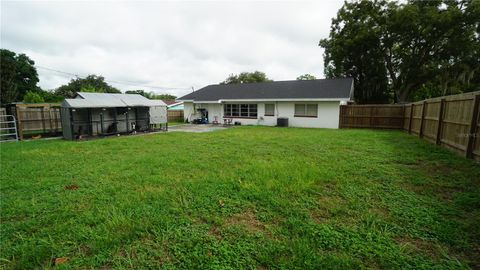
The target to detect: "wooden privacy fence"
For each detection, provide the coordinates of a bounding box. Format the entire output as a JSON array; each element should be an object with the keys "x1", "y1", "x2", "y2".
[
  {"x1": 404, "y1": 91, "x2": 480, "y2": 160},
  {"x1": 339, "y1": 104, "x2": 405, "y2": 129},
  {"x1": 167, "y1": 110, "x2": 184, "y2": 122},
  {"x1": 7, "y1": 103, "x2": 62, "y2": 140},
  {"x1": 339, "y1": 91, "x2": 480, "y2": 161}
]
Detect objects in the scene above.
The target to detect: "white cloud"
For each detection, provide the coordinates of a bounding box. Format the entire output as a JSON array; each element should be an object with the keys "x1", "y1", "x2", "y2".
[{"x1": 1, "y1": 0, "x2": 343, "y2": 97}]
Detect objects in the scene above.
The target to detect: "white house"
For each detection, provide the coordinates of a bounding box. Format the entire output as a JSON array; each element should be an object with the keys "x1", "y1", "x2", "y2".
[{"x1": 177, "y1": 78, "x2": 353, "y2": 129}]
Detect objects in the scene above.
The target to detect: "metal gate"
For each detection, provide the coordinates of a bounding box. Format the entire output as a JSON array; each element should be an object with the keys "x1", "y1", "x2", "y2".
[{"x1": 0, "y1": 115, "x2": 19, "y2": 142}]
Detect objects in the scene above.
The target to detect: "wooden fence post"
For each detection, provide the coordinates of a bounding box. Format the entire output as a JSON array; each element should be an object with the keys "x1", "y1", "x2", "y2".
[
  {"x1": 339, "y1": 105, "x2": 344, "y2": 128},
  {"x1": 15, "y1": 105, "x2": 24, "y2": 140},
  {"x1": 466, "y1": 94, "x2": 480, "y2": 159},
  {"x1": 436, "y1": 98, "x2": 446, "y2": 145},
  {"x1": 41, "y1": 107, "x2": 46, "y2": 133},
  {"x1": 54, "y1": 108, "x2": 59, "y2": 132},
  {"x1": 408, "y1": 104, "x2": 414, "y2": 134},
  {"x1": 419, "y1": 101, "x2": 427, "y2": 138},
  {"x1": 369, "y1": 106, "x2": 374, "y2": 128},
  {"x1": 48, "y1": 107, "x2": 54, "y2": 134}
]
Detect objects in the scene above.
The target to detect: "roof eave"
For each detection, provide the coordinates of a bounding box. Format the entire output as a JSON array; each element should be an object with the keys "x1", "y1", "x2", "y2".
[
  {"x1": 181, "y1": 98, "x2": 350, "y2": 103},
  {"x1": 219, "y1": 98, "x2": 350, "y2": 102}
]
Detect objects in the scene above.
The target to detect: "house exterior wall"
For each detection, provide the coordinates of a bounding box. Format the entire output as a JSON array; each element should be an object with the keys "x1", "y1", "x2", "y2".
[{"x1": 183, "y1": 101, "x2": 341, "y2": 128}]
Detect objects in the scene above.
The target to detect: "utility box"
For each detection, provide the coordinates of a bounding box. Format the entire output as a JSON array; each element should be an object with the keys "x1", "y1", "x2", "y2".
[{"x1": 277, "y1": 117, "x2": 289, "y2": 127}]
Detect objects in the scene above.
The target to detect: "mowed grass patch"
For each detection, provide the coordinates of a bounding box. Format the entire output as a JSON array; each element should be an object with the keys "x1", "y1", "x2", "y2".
[{"x1": 1, "y1": 126, "x2": 479, "y2": 269}]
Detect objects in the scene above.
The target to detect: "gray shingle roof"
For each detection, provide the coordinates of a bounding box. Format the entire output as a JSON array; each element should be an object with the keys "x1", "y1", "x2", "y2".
[
  {"x1": 178, "y1": 78, "x2": 353, "y2": 102},
  {"x1": 62, "y1": 92, "x2": 166, "y2": 108}
]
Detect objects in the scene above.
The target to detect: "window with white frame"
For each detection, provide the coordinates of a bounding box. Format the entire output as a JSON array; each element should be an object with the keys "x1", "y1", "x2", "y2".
[
  {"x1": 264, "y1": 104, "x2": 275, "y2": 116},
  {"x1": 224, "y1": 104, "x2": 257, "y2": 118},
  {"x1": 294, "y1": 104, "x2": 318, "y2": 117}
]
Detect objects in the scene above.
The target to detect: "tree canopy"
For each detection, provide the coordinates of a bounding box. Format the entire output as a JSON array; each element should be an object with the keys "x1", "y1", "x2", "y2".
[
  {"x1": 296, "y1": 74, "x2": 317, "y2": 80},
  {"x1": 320, "y1": 0, "x2": 480, "y2": 103},
  {"x1": 153, "y1": 94, "x2": 177, "y2": 100},
  {"x1": 54, "y1": 75, "x2": 121, "y2": 98},
  {"x1": 0, "y1": 49, "x2": 40, "y2": 105},
  {"x1": 125, "y1": 90, "x2": 176, "y2": 100},
  {"x1": 221, "y1": 71, "x2": 272, "y2": 84},
  {"x1": 23, "y1": 91, "x2": 45, "y2": 103},
  {"x1": 0, "y1": 49, "x2": 178, "y2": 103}
]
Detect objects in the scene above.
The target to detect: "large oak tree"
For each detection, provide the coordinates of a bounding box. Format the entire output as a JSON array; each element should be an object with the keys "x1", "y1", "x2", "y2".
[
  {"x1": 0, "y1": 49, "x2": 40, "y2": 104},
  {"x1": 320, "y1": 0, "x2": 480, "y2": 103}
]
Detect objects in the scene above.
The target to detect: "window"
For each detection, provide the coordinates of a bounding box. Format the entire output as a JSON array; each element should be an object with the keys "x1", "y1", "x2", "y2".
[
  {"x1": 294, "y1": 104, "x2": 318, "y2": 117},
  {"x1": 224, "y1": 104, "x2": 257, "y2": 118},
  {"x1": 232, "y1": 104, "x2": 239, "y2": 116},
  {"x1": 224, "y1": 104, "x2": 230, "y2": 116},
  {"x1": 241, "y1": 104, "x2": 249, "y2": 117},
  {"x1": 265, "y1": 104, "x2": 275, "y2": 116}
]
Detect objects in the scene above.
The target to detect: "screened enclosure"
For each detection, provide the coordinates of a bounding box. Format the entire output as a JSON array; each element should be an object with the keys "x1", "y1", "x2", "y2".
[{"x1": 61, "y1": 92, "x2": 167, "y2": 140}]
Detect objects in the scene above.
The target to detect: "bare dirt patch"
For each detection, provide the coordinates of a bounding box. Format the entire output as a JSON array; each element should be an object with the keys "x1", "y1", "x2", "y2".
[
  {"x1": 136, "y1": 185, "x2": 164, "y2": 194},
  {"x1": 394, "y1": 236, "x2": 447, "y2": 260},
  {"x1": 370, "y1": 206, "x2": 390, "y2": 218},
  {"x1": 310, "y1": 195, "x2": 345, "y2": 223},
  {"x1": 208, "y1": 224, "x2": 222, "y2": 240},
  {"x1": 52, "y1": 257, "x2": 68, "y2": 266},
  {"x1": 398, "y1": 160, "x2": 453, "y2": 178},
  {"x1": 400, "y1": 182, "x2": 464, "y2": 201},
  {"x1": 64, "y1": 184, "x2": 79, "y2": 190},
  {"x1": 224, "y1": 210, "x2": 265, "y2": 233}
]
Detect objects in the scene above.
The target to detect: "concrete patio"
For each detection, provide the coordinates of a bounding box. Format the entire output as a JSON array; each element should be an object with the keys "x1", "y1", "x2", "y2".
[{"x1": 167, "y1": 124, "x2": 231, "y2": 133}]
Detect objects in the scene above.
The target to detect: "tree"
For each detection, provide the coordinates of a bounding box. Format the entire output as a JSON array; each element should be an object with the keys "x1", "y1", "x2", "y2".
[
  {"x1": 153, "y1": 94, "x2": 177, "y2": 100},
  {"x1": 125, "y1": 90, "x2": 176, "y2": 100},
  {"x1": 220, "y1": 71, "x2": 272, "y2": 84},
  {"x1": 297, "y1": 74, "x2": 317, "y2": 80},
  {"x1": 125, "y1": 90, "x2": 152, "y2": 98},
  {"x1": 54, "y1": 75, "x2": 121, "y2": 98},
  {"x1": 0, "y1": 49, "x2": 40, "y2": 105},
  {"x1": 319, "y1": 0, "x2": 392, "y2": 104},
  {"x1": 320, "y1": 0, "x2": 480, "y2": 103},
  {"x1": 23, "y1": 91, "x2": 44, "y2": 103},
  {"x1": 38, "y1": 89, "x2": 64, "y2": 102},
  {"x1": 381, "y1": 0, "x2": 480, "y2": 102}
]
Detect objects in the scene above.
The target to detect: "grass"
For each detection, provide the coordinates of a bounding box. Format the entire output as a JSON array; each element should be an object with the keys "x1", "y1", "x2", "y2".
[{"x1": 1, "y1": 126, "x2": 479, "y2": 269}]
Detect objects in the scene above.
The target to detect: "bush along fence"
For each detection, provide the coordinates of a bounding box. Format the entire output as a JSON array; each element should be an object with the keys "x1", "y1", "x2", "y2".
[{"x1": 339, "y1": 91, "x2": 480, "y2": 161}]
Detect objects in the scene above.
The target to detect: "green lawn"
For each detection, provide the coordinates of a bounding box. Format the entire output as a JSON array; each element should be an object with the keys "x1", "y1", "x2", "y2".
[{"x1": 1, "y1": 127, "x2": 479, "y2": 269}]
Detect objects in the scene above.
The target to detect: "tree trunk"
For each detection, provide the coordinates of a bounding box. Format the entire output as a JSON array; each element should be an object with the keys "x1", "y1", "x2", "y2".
[{"x1": 398, "y1": 89, "x2": 409, "y2": 103}]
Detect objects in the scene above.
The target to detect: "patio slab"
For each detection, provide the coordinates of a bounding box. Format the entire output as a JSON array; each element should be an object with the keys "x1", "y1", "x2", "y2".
[{"x1": 167, "y1": 124, "x2": 230, "y2": 133}]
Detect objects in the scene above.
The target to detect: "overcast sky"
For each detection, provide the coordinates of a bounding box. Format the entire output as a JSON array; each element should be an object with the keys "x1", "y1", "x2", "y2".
[{"x1": 1, "y1": 1, "x2": 343, "y2": 97}]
